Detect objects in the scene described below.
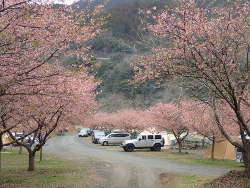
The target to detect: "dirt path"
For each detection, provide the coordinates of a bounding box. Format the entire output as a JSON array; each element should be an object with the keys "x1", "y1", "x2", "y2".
[{"x1": 44, "y1": 135, "x2": 230, "y2": 188}]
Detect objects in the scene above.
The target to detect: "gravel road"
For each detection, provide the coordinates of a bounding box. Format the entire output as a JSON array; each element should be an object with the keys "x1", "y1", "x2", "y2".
[{"x1": 44, "y1": 135, "x2": 230, "y2": 188}]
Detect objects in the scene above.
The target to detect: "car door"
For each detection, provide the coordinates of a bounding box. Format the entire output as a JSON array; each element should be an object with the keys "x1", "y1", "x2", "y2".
[
  {"x1": 122, "y1": 134, "x2": 130, "y2": 143},
  {"x1": 155, "y1": 135, "x2": 163, "y2": 146},
  {"x1": 108, "y1": 134, "x2": 116, "y2": 144},
  {"x1": 146, "y1": 135, "x2": 155, "y2": 147},
  {"x1": 118, "y1": 133, "x2": 129, "y2": 144},
  {"x1": 135, "y1": 135, "x2": 147, "y2": 148},
  {"x1": 114, "y1": 134, "x2": 122, "y2": 144},
  {"x1": 115, "y1": 134, "x2": 124, "y2": 144}
]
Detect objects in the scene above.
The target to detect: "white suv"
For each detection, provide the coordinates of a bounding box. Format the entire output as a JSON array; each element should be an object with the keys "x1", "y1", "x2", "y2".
[
  {"x1": 121, "y1": 134, "x2": 164, "y2": 152},
  {"x1": 99, "y1": 132, "x2": 130, "y2": 146}
]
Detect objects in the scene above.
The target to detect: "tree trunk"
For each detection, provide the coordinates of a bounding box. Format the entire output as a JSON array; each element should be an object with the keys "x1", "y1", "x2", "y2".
[
  {"x1": 39, "y1": 147, "x2": 43, "y2": 162},
  {"x1": 242, "y1": 150, "x2": 250, "y2": 178},
  {"x1": 211, "y1": 138, "x2": 215, "y2": 160},
  {"x1": 172, "y1": 130, "x2": 182, "y2": 153},
  {"x1": 0, "y1": 134, "x2": 2, "y2": 171},
  {"x1": 202, "y1": 138, "x2": 205, "y2": 149},
  {"x1": 19, "y1": 145, "x2": 22, "y2": 154},
  {"x1": 0, "y1": 146, "x2": 2, "y2": 171},
  {"x1": 177, "y1": 140, "x2": 182, "y2": 153},
  {"x1": 28, "y1": 152, "x2": 35, "y2": 171},
  {"x1": 242, "y1": 140, "x2": 250, "y2": 178}
]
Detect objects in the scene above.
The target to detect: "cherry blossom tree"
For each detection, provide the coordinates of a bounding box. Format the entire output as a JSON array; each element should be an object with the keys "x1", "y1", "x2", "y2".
[
  {"x1": 111, "y1": 109, "x2": 147, "y2": 132},
  {"x1": 6, "y1": 67, "x2": 97, "y2": 171},
  {"x1": 85, "y1": 112, "x2": 116, "y2": 130},
  {"x1": 182, "y1": 101, "x2": 238, "y2": 160},
  {"x1": 148, "y1": 102, "x2": 189, "y2": 153},
  {"x1": 187, "y1": 104, "x2": 220, "y2": 160},
  {"x1": 0, "y1": 0, "x2": 102, "y2": 170},
  {"x1": 86, "y1": 109, "x2": 147, "y2": 133},
  {"x1": 134, "y1": 0, "x2": 250, "y2": 175},
  {"x1": 0, "y1": 0, "x2": 100, "y2": 129}
]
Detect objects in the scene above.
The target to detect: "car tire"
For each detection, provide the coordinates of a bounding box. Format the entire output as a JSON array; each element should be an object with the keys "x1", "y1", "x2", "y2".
[
  {"x1": 103, "y1": 141, "x2": 108, "y2": 146},
  {"x1": 126, "y1": 144, "x2": 134, "y2": 152},
  {"x1": 153, "y1": 144, "x2": 161, "y2": 151}
]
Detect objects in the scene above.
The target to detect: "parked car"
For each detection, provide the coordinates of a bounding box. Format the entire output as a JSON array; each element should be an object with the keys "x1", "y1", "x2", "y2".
[
  {"x1": 11, "y1": 132, "x2": 24, "y2": 145},
  {"x1": 104, "y1": 130, "x2": 111, "y2": 136},
  {"x1": 121, "y1": 134, "x2": 164, "y2": 152},
  {"x1": 99, "y1": 132, "x2": 130, "y2": 146},
  {"x1": 57, "y1": 130, "x2": 65, "y2": 136},
  {"x1": 11, "y1": 132, "x2": 39, "y2": 146},
  {"x1": 87, "y1": 128, "x2": 92, "y2": 136},
  {"x1": 11, "y1": 132, "x2": 24, "y2": 140},
  {"x1": 92, "y1": 130, "x2": 106, "y2": 144},
  {"x1": 24, "y1": 136, "x2": 39, "y2": 145},
  {"x1": 78, "y1": 129, "x2": 89, "y2": 137}
]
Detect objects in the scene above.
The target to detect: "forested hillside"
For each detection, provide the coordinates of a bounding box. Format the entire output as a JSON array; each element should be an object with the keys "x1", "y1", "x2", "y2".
[{"x1": 70, "y1": 0, "x2": 246, "y2": 111}]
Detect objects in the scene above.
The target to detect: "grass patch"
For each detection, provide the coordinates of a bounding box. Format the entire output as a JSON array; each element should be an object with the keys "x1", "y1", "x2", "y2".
[
  {"x1": 158, "y1": 172, "x2": 213, "y2": 188},
  {"x1": 175, "y1": 174, "x2": 213, "y2": 188},
  {"x1": 190, "y1": 158, "x2": 243, "y2": 168},
  {"x1": 132, "y1": 150, "x2": 243, "y2": 169},
  {"x1": 0, "y1": 149, "x2": 90, "y2": 188}
]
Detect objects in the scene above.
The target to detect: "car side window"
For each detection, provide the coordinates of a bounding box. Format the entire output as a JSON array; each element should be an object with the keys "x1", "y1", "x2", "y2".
[
  {"x1": 148, "y1": 135, "x2": 154, "y2": 139},
  {"x1": 155, "y1": 135, "x2": 162, "y2": 139},
  {"x1": 114, "y1": 134, "x2": 123, "y2": 137},
  {"x1": 142, "y1": 135, "x2": 146, "y2": 140}
]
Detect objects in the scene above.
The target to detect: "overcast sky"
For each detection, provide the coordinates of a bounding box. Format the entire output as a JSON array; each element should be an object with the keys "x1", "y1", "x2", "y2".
[{"x1": 51, "y1": 0, "x2": 79, "y2": 5}]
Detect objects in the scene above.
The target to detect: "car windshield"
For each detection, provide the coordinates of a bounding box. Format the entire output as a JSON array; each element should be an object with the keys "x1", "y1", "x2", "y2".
[
  {"x1": 96, "y1": 132, "x2": 105, "y2": 136},
  {"x1": 136, "y1": 135, "x2": 141, "y2": 139},
  {"x1": 16, "y1": 133, "x2": 23, "y2": 137}
]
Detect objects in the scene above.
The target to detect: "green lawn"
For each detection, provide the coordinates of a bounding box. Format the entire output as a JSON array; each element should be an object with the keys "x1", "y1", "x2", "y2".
[
  {"x1": 173, "y1": 174, "x2": 212, "y2": 188},
  {"x1": 157, "y1": 172, "x2": 213, "y2": 188},
  {"x1": 0, "y1": 149, "x2": 92, "y2": 188},
  {"x1": 132, "y1": 151, "x2": 243, "y2": 169}
]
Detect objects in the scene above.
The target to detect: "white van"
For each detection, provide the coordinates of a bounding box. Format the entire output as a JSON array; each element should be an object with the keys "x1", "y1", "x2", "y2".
[
  {"x1": 78, "y1": 129, "x2": 88, "y2": 137},
  {"x1": 99, "y1": 132, "x2": 130, "y2": 146}
]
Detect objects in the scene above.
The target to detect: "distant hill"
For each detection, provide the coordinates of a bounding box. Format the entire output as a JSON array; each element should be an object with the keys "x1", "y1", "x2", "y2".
[
  {"x1": 69, "y1": 0, "x2": 245, "y2": 112},
  {"x1": 74, "y1": 0, "x2": 147, "y2": 9},
  {"x1": 73, "y1": 0, "x2": 246, "y2": 10}
]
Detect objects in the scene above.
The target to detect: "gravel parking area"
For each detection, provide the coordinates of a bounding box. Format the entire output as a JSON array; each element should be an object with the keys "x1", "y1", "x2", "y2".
[{"x1": 44, "y1": 134, "x2": 230, "y2": 188}]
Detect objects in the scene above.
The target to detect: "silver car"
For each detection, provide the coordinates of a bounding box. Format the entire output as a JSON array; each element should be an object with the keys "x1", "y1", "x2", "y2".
[
  {"x1": 92, "y1": 130, "x2": 106, "y2": 144},
  {"x1": 99, "y1": 133, "x2": 130, "y2": 146}
]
